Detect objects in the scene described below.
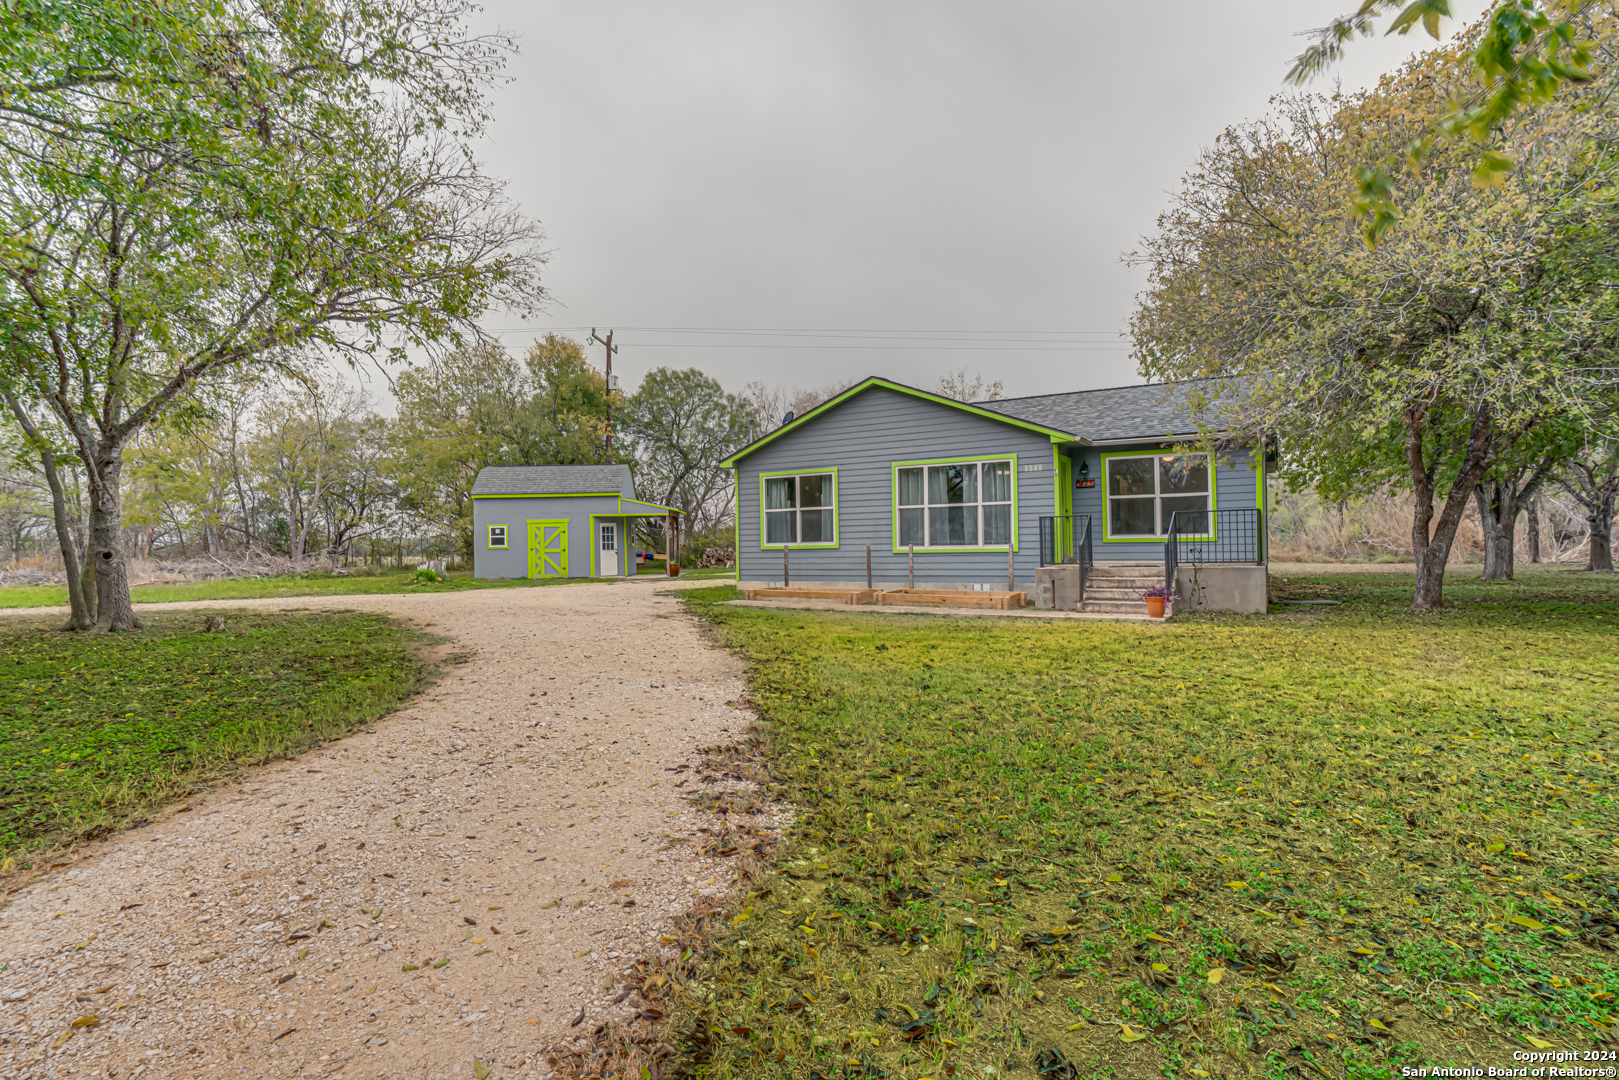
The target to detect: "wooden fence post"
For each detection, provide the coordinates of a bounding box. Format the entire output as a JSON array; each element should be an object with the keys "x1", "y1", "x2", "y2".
[
  {"x1": 1008, "y1": 547, "x2": 1014, "y2": 592},
  {"x1": 866, "y1": 544, "x2": 872, "y2": 590},
  {"x1": 783, "y1": 544, "x2": 789, "y2": 588},
  {"x1": 908, "y1": 545, "x2": 914, "y2": 589}
]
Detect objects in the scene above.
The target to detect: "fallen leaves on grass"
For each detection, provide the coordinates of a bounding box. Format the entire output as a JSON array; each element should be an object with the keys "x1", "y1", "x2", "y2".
[{"x1": 607, "y1": 583, "x2": 1619, "y2": 1080}]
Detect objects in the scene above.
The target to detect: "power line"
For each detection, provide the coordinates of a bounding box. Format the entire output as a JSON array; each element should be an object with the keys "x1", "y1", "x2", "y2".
[
  {"x1": 492, "y1": 342, "x2": 1128, "y2": 352},
  {"x1": 486, "y1": 325, "x2": 1124, "y2": 334}
]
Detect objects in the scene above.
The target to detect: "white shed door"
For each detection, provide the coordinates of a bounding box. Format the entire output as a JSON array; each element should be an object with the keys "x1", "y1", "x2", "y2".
[{"x1": 598, "y1": 522, "x2": 619, "y2": 577}]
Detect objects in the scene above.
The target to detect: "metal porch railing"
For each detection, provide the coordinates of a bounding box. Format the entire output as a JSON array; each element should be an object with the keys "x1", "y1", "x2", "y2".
[
  {"x1": 1165, "y1": 508, "x2": 1264, "y2": 591},
  {"x1": 1038, "y1": 513, "x2": 1093, "y2": 601}
]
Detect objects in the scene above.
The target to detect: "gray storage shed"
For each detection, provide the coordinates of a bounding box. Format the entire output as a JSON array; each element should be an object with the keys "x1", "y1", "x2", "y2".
[{"x1": 470, "y1": 464, "x2": 680, "y2": 580}]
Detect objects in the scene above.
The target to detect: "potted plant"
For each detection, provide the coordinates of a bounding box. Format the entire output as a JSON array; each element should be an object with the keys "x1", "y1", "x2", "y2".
[{"x1": 1140, "y1": 586, "x2": 1172, "y2": 619}]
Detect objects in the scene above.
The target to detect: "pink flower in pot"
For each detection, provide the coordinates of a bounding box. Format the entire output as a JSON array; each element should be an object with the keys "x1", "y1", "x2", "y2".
[{"x1": 1140, "y1": 586, "x2": 1172, "y2": 619}]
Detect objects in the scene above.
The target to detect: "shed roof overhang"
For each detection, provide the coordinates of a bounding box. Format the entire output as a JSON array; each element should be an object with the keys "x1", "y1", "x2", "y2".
[
  {"x1": 618, "y1": 498, "x2": 684, "y2": 516},
  {"x1": 717, "y1": 376, "x2": 1078, "y2": 468},
  {"x1": 468, "y1": 493, "x2": 682, "y2": 514}
]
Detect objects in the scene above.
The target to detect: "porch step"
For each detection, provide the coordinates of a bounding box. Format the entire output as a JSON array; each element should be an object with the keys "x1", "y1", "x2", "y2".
[
  {"x1": 1078, "y1": 599, "x2": 1161, "y2": 615},
  {"x1": 1084, "y1": 587, "x2": 1160, "y2": 602},
  {"x1": 1080, "y1": 563, "x2": 1163, "y2": 615}
]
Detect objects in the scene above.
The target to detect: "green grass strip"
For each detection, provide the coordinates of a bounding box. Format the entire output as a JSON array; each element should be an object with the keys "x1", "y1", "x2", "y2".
[
  {"x1": 0, "y1": 563, "x2": 737, "y2": 609},
  {"x1": 0, "y1": 610, "x2": 434, "y2": 859}
]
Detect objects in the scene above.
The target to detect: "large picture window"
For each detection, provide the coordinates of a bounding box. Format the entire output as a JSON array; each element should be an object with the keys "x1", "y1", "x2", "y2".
[
  {"x1": 1104, "y1": 452, "x2": 1211, "y2": 537},
  {"x1": 763, "y1": 471, "x2": 836, "y2": 546},
  {"x1": 895, "y1": 459, "x2": 1014, "y2": 548}
]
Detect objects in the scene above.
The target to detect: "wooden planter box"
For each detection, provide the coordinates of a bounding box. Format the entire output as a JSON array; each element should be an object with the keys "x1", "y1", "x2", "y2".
[
  {"x1": 877, "y1": 588, "x2": 1027, "y2": 610},
  {"x1": 742, "y1": 587, "x2": 880, "y2": 605}
]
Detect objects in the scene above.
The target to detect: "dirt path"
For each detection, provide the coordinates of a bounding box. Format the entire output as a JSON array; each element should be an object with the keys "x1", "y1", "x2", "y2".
[{"x1": 0, "y1": 578, "x2": 757, "y2": 1080}]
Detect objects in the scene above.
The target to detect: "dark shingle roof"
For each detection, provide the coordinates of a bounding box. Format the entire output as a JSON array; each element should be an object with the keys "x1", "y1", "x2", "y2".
[
  {"x1": 471, "y1": 464, "x2": 632, "y2": 497},
  {"x1": 980, "y1": 380, "x2": 1227, "y2": 443}
]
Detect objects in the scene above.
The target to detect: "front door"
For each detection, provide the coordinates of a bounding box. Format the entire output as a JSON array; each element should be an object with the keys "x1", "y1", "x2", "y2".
[
  {"x1": 598, "y1": 521, "x2": 619, "y2": 577},
  {"x1": 527, "y1": 520, "x2": 568, "y2": 578}
]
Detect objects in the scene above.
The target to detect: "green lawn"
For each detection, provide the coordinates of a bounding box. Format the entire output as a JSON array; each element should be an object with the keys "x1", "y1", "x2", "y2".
[
  {"x1": 649, "y1": 571, "x2": 1619, "y2": 1080},
  {"x1": 0, "y1": 610, "x2": 434, "y2": 861},
  {"x1": 637, "y1": 558, "x2": 738, "y2": 581},
  {"x1": 0, "y1": 566, "x2": 665, "y2": 609}
]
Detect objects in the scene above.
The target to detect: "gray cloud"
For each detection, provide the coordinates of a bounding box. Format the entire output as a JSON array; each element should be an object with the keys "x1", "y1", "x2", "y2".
[{"x1": 461, "y1": 0, "x2": 1489, "y2": 400}]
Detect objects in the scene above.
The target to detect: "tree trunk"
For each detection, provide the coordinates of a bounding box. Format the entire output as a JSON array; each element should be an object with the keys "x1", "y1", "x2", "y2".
[
  {"x1": 1407, "y1": 405, "x2": 1496, "y2": 610},
  {"x1": 1, "y1": 391, "x2": 95, "y2": 630},
  {"x1": 1526, "y1": 496, "x2": 1541, "y2": 563},
  {"x1": 88, "y1": 447, "x2": 142, "y2": 632},
  {"x1": 1473, "y1": 480, "x2": 1519, "y2": 581},
  {"x1": 1556, "y1": 456, "x2": 1619, "y2": 573},
  {"x1": 1589, "y1": 491, "x2": 1616, "y2": 572}
]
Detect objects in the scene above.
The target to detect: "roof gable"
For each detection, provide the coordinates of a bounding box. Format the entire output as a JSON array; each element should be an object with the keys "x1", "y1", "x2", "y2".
[{"x1": 717, "y1": 377, "x2": 1074, "y2": 467}]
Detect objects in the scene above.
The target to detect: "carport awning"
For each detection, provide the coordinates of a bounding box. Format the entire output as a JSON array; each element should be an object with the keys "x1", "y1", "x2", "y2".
[{"x1": 617, "y1": 498, "x2": 683, "y2": 516}]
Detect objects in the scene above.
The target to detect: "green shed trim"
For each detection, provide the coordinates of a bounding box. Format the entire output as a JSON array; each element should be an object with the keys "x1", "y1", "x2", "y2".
[
  {"x1": 473, "y1": 492, "x2": 620, "y2": 500},
  {"x1": 526, "y1": 519, "x2": 569, "y2": 578}
]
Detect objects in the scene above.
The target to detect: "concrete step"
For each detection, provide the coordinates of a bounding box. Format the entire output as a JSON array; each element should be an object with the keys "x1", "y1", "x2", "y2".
[
  {"x1": 1079, "y1": 599, "x2": 1157, "y2": 614},
  {"x1": 1084, "y1": 587, "x2": 1159, "y2": 601}
]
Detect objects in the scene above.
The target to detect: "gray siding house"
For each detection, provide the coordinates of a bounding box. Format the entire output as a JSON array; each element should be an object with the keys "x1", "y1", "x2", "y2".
[
  {"x1": 720, "y1": 377, "x2": 1268, "y2": 608},
  {"x1": 471, "y1": 464, "x2": 679, "y2": 580}
]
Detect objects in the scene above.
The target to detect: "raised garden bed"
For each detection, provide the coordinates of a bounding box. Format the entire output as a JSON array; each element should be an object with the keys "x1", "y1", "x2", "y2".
[
  {"x1": 876, "y1": 588, "x2": 1026, "y2": 609},
  {"x1": 741, "y1": 587, "x2": 880, "y2": 604}
]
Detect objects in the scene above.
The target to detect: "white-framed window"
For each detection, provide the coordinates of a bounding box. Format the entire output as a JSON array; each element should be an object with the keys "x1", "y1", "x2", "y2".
[
  {"x1": 487, "y1": 524, "x2": 509, "y2": 549},
  {"x1": 599, "y1": 523, "x2": 616, "y2": 550},
  {"x1": 763, "y1": 471, "x2": 836, "y2": 546},
  {"x1": 1104, "y1": 452, "x2": 1211, "y2": 537},
  {"x1": 895, "y1": 459, "x2": 1014, "y2": 548}
]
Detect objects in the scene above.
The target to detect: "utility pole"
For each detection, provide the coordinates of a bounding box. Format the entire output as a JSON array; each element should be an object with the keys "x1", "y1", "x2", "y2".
[{"x1": 589, "y1": 328, "x2": 619, "y2": 456}]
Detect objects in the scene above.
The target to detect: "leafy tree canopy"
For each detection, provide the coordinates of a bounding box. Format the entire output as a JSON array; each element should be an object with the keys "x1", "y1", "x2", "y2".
[
  {"x1": 1131, "y1": 16, "x2": 1619, "y2": 608},
  {"x1": 0, "y1": 0, "x2": 545, "y2": 628}
]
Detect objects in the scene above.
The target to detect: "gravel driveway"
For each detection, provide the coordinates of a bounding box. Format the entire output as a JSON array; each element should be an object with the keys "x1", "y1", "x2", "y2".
[{"x1": 0, "y1": 577, "x2": 757, "y2": 1080}]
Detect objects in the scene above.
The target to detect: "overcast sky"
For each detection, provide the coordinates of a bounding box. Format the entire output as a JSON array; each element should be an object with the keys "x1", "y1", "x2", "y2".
[{"x1": 436, "y1": 0, "x2": 1489, "y2": 406}]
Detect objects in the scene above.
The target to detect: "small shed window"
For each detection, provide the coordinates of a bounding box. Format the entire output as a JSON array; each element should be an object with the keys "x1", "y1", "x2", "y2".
[
  {"x1": 1104, "y1": 452, "x2": 1211, "y2": 537},
  {"x1": 487, "y1": 524, "x2": 509, "y2": 549},
  {"x1": 762, "y1": 471, "x2": 836, "y2": 547},
  {"x1": 894, "y1": 459, "x2": 1013, "y2": 548}
]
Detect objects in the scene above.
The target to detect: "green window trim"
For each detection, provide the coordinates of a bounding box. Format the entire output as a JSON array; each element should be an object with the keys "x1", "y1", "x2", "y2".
[
  {"x1": 758, "y1": 468, "x2": 839, "y2": 550},
  {"x1": 1100, "y1": 449, "x2": 1217, "y2": 543},
  {"x1": 890, "y1": 454, "x2": 1019, "y2": 553},
  {"x1": 487, "y1": 524, "x2": 510, "y2": 550}
]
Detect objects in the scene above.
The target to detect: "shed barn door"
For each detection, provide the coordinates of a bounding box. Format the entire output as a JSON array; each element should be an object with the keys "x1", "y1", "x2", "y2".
[{"x1": 527, "y1": 520, "x2": 568, "y2": 578}]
